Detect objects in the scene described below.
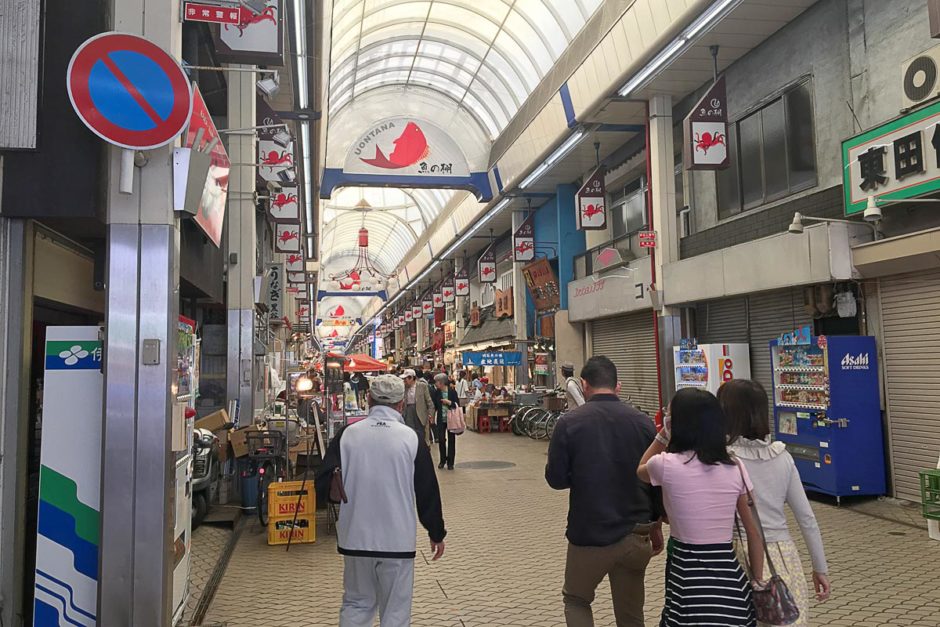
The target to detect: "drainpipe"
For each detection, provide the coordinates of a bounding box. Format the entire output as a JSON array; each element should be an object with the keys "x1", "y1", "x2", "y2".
[{"x1": 645, "y1": 100, "x2": 664, "y2": 411}]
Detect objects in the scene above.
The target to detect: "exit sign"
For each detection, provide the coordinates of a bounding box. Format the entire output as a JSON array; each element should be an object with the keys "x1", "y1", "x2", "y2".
[
  {"x1": 183, "y1": 2, "x2": 242, "y2": 25},
  {"x1": 638, "y1": 231, "x2": 657, "y2": 248}
]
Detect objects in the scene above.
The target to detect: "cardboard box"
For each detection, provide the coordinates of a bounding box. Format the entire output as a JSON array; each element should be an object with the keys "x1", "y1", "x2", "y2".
[
  {"x1": 230, "y1": 426, "x2": 262, "y2": 458},
  {"x1": 195, "y1": 408, "x2": 229, "y2": 433}
]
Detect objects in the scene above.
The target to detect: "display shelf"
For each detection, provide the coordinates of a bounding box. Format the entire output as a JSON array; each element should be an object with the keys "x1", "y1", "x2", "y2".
[
  {"x1": 776, "y1": 384, "x2": 828, "y2": 391},
  {"x1": 774, "y1": 366, "x2": 825, "y2": 373},
  {"x1": 776, "y1": 400, "x2": 828, "y2": 410}
]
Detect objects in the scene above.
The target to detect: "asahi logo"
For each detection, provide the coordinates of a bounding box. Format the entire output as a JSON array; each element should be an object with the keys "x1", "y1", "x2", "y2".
[{"x1": 841, "y1": 352, "x2": 870, "y2": 370}]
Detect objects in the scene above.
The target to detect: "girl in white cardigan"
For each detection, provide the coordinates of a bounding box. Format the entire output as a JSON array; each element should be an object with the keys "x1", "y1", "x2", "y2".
[{"x1": 718, "y1": 379, "x2": 831, "y2": 627}]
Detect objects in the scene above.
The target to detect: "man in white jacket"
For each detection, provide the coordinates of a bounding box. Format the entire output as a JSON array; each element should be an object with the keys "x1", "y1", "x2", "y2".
[{"x1": 316, "y1": 374, "x2": 447, "y2": 627}]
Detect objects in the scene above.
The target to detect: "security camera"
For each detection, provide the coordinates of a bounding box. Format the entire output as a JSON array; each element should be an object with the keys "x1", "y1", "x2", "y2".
[{"x1": 266, "y1": 180, "x2": 282, "y2": 193}]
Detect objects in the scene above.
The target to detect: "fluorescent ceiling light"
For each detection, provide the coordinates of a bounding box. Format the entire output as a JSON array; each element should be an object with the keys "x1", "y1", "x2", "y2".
[
  {"x1": 440, "y1": 197, "x2": 511, "y2": 259},
  {"x1": 618, "y1": 0, "x2": 743, "y2": 98},
  {"x1": 520, "y1": 129, "x2": 586, "y2": 189},
  {"x1": 293, "y1": 0, "x2": 308, "y2": 109}
]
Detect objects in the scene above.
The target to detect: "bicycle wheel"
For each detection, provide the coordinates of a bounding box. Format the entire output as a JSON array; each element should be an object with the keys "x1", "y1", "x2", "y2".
[
  {"x1": 529, "y1": 410, "x2": 549, "y2": 439},
  {"x1": 522, "y1": 407, "x2": 544, "y2": 437},
  {"x1": 543, "y1": 412, "x2": 560, "y2": 440},
  {"x1": 257, "y1": 463, "x2": 274, "y2": 526}
]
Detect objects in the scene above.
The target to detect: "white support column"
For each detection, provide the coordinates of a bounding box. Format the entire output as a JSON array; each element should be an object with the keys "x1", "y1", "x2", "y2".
[
  {"x1": 99, "y1": 2, "x2": 182, "y2": 623},
  {"x1": 512, "y1": 211, "x2": 529, "y2": 387},
  {"x1": 226, "y1": 65, "x2": 257, "y2": 419},
  {"x1": 649, "y1": 94, "x2": 682, "y2": 404}
]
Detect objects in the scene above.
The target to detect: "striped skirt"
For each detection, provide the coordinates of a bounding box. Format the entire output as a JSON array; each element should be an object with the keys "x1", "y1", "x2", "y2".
[{"x1": 661, "y1": 540, "x2": 756, "y2": 627}]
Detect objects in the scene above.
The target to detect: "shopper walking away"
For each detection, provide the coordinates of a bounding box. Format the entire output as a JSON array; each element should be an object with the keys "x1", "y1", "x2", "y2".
[
  {"x1": 455, "y1": 370, "x2": 470, "y2": 407},
  {"x1": 545, "y1": 356, "x2": 664, "y2": 627},
  {"x1": 315, "y1": 375, "x2": 446, "y2": 627},
  {"x1": 638, "y1": 387, "x2": 764, "y2": 627},
  {"x1": 562, "y1": 362, "x2": 585, "y2": 409},
  {"x1": 431, "y1": 374, "x2": 458, "y2": 469},
  {"x1": 719, "y1": 379, "x2": 830, "y2": 625},
  {"x1": 400, "y1": 369, "x2": 433, "y2": 446}
]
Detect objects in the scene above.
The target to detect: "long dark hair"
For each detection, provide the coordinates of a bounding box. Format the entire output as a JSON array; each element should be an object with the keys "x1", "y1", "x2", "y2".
[
  {"x1": 718, "y1": 379, "x2": 771, "y2": 444},
  {"x1": 666, "y1": 388, "x2": 733, "y2": 465}
]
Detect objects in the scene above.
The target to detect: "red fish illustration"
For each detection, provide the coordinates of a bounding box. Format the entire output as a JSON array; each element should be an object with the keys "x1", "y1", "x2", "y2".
[
  {"x1": 262, "y1": 150, "x2": 293, "y2": 166},
  {"x1": 360, "y1": 122, "x2": 430, "y2": 169},
  {"x1": 278, "y1": 230, "x2": 299, "y2": 243},
  {"x1": 330, "y1": 329, "x2": 338, "y2": 338},
  {"x1": 582, "y1": 204, "x2": 604, "y2": 220},
  {"x1": 330, "y1": 305, "x2": 345, "y2": 318},
  {"x1": 338, "y1": 270, "x2": 360, "y2": 291},
  {"x1": 273, "y1": 192, "x2": 298, "y2": 209}
]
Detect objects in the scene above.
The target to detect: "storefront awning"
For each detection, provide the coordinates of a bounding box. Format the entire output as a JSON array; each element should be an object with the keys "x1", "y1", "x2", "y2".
[{"x1": 459, "y1": 316, "x2": 514, "y2": 347}]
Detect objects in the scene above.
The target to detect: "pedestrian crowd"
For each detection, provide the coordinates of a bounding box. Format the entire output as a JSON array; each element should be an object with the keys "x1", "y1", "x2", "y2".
[{"x1": 317, "y1": 356, "x2": 830, "y2": 627}]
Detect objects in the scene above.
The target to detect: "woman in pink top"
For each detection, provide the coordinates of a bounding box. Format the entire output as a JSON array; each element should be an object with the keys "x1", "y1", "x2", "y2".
[{"x1": 639, "y1": 388, "x2": 765, "y2": 627}]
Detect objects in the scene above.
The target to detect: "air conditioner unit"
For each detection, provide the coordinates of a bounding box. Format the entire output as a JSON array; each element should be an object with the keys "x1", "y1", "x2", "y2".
[{"x1": 901, "y1": 44, "x2": 940, "y2": 110}]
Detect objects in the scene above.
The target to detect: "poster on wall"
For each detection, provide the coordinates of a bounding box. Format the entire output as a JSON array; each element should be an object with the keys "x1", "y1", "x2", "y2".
[
  {"x1": 513, "y1": 215, "x2": 535, "y2": 262},
  {"x1": 478, "y1": 246, "x2": 497, "y2": 283},
  {"x1": 213, "y1": 0, "x2": 283, "y2": 65},
  {"x1": 683, "y1": 76, "x2": 729, "y2": 170},
  {"x1": 275, "y1": 224, "x2": 301, "y2": 253},
  {"x1": 576, "y1": 166, "x2": 607, "y2": 230},
  {"x1": 455, "y1": 265, "x2": 470, "y2": 296},
  {"x1": 185, "y1": 85, "x2": 230, "y2": 247},
  {"x1": 33, "y1": 326, "x2": 102, "y2": 627},
  {"x1": 522, "y1": 258, "x2": 561, "y2": 312}
]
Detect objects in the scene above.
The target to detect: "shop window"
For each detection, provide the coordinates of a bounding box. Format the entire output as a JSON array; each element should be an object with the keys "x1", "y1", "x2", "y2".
[
  {"x1": 609, "y1": 177, "x2": 648, "y2": 239},
  {"x1": 717, "y1": 80, "x2": 817, "y2": 219}
]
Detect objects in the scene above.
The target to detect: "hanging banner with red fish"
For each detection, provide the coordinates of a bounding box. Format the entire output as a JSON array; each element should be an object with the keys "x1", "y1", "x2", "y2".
[
  {"x1": 343, "y1": 117, "x2": 471, "y2": 177},
  {"x1": 577, "y1": 166, "x2": 607, "y2": 231}
]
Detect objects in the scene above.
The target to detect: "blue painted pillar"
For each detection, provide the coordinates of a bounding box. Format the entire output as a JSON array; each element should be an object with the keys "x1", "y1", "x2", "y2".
[{"x1": 555, "y1": 183, "x2": 584, "y2": 310}]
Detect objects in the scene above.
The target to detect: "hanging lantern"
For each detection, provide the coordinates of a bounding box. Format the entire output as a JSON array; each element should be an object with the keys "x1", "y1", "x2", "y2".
[{"x1": 358, "y1": 227, "x2": 369, "y2": 248}]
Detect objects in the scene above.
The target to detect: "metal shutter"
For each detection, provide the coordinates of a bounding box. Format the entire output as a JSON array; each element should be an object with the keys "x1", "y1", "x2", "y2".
[
  {"x1": 747, "y1": 289, "x2": 813, "y2": 427},
  {"x1": 695, "y1": 298, "x2": 749, "y2": 343},
  {"x1": 879, "y1": 270, "x2": 940, "y2": 501},
  {"x1": 592, "y1": 312, "x2": 659, "y2": 415}
]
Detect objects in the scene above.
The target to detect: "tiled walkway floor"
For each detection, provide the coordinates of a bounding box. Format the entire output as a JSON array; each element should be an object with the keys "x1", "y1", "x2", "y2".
[{"x1": 201, "y1": 431, "x2": 940, "y2": 626}]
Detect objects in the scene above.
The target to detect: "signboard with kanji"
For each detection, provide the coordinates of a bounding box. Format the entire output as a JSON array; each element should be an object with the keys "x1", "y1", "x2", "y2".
[
  {"x1": 513, "y1": 215, "x2": 535, "y2": 261},
  {"x1": 842, "y1": 99, "x2": 940, "y2": 215},
  {"x1": 495, "y1": 287, "x2": 513, "y2": 318},
  {"x1": 478, "y1": 246, "x2": 497, "y2": 283},
  {"x1": 266, "y1": 263, "x2": 283, "y2": 318},
  {"x1": 470, "y1": 303, "x2": 481, "y2": 327},
  {"x1": 184, "y1": 2, "x2": 242, "y2": 24},
  {"x1": 576, "y1": 166, "x2": 606, "y2": 230},
  {"x1": 638, "y1": 231, "x2": 656, "y2": 248},
  {"x1": 683, "y1": 76, "x2": 729, "y2": 170},
  {"x1": 522, "y1": 258, "x2": 561, "y2": 312},
  {"x1": 462, "y1": 351, "x2": 522, "y2": 366}
]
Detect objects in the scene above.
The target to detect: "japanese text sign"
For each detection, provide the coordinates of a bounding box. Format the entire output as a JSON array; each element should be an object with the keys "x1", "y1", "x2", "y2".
[
  {"x1": 683, "y1": 76, "x2": 729, "y2": 170},
  {"x1": 267, "y1": 263, "x2": 283, "y2": 318},
  {"x1": 462, "y1": 351, "x2": 522, "y2": 366},
  {"x1": 522, "y1": 258, "x2": 560, "y2": 312},
  {"x1": 638, "y1": 231, "x2": 656, "y2": 249},
  {"x1": 577, "y1": 166, "x2": 606, "y2": 230},
  {"x1": 184, "y1": 2, "x2": 241, "y2": 24},
  {"x1": 842, "y1": 99, "x2": 940, "y2": 215}
]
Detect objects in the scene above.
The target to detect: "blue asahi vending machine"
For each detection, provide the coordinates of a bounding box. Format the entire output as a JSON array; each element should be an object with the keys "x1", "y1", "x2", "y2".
[{"x1": 770, "y1": 331, "x2": 886, "y2": 500}]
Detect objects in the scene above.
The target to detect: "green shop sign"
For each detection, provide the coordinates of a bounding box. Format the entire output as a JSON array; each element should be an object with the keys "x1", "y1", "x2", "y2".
[{"x1": 842, "y1": 99, "x2": 940, "y2": 215}]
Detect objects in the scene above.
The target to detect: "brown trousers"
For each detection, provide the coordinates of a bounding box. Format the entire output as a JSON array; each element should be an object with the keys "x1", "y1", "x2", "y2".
[{"x1": 562, "y1": 529, "x2": 654, "y2": 627}]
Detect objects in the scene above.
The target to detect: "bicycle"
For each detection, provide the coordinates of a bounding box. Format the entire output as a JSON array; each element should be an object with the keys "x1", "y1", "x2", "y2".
[{"x1": 245, "y1": 430, "x2": 288, "y2": 527}]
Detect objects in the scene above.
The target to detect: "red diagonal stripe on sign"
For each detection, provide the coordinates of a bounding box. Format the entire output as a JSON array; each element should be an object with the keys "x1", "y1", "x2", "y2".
[{"x1": 100, "y1": 53, "x2": 163, "y2": 126}]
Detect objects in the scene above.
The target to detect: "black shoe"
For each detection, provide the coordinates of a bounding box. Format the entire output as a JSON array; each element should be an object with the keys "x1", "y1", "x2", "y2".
[
  {"x1": 447, "y1": 465, "x2": 454, "y2": 470},
  {"x1": 438, "y1": 461, "x2": 446, "y2": 469}
]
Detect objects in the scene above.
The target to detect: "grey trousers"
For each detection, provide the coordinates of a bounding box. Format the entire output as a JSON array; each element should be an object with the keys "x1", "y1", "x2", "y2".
[{"x1": 340, "y1": 556, "x2": 415, "y2": 627}]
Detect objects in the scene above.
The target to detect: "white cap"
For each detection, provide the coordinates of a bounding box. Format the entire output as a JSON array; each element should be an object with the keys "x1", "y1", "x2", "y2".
[
  {"x1": 369, "y1": 375, "x2": 406, "y2": 403},
  {"x1": 399, "y1": 368, "x2": 417, "y2": 379}
]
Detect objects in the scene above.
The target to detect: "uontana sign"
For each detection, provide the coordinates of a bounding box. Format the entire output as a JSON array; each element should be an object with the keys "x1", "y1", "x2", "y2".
[{"x1": 344, "y1": 118, "x2": 470, "y2": 177}]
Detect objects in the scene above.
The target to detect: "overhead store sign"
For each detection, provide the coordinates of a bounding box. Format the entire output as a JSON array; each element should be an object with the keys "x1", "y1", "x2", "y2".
[
  {"x1": 576, "y1": 166, "x2": 607, "y2": 230},
  {"x1": 285, "y1": 253, "x2": 304, "y2": 272},
  {"x1": 522, "y1": 258, "x2": 560, "y2": 312},
  {"x1": 345, "y1": 118, "x2": 470, "y2": 176},
  {"x1": 462, "y1": 351, "x2": 522, "y2": 366},
  {"x1": 185, "y1": 85, "x2": 230, "y2": 247},
  {"x1": 422, "y1": 299, "x2": 433, "y2": 317},
  {"x1": 267, "y1": 263, "x2": 283, "y2": 318},
  {"x1": 323, "y1": 116, "x2": 493, "y2": 201},
  {"x1": 67, "y1": 32, "x2": 192, "y2": 150},
  {"x1": 683, "y1": 76, "x2": 729, "y2": 170},
  {"x1": 513, "y1": 215, "x2": 535, "y2": 262},
  {"x1": 842, "y1": 99, "x2": 940, "y2": 215},
  {"x1": 213, "y1": 0, "x2": 283, "y2": 65},
  {"x1": 455, "y1": 265, "x2": 470, "y2": 296},
  {"x1": 495, "y1": 287, "x2": 513, "y2": 318},
  {"x1": 442, "y1": 277, "x2": 456, "y2": 303},
  {"x1": 275, "y1": 224, "x2": 301, "y2": 253},
  {"x1": 478, "y1": 246, "x2": 497, "y2": 283},
  {"x1": 269, "y1": 186, "x2": 300, "y2": 223}
]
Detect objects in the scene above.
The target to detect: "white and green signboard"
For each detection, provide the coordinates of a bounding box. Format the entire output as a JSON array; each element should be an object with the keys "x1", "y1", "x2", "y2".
[
  {"x1": 842, "y1": 99, "x2": 940, "y2": 215},
  {"x1": 33, "y1": 327, "x2": 102, "y2": 627}
]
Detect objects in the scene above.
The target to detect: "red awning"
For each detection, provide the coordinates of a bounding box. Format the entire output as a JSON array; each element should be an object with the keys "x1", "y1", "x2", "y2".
[{"x1": 343, "y1": 353, "x2": 389, "y2": 372}]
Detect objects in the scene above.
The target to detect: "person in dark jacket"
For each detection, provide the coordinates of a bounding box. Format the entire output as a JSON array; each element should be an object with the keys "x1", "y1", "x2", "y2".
[
  {"x1": 545, "y1": 356, "x2": 664, "y2": 627},
  {"x1": 315, "y1": 375, "x2": 446, "y2": 627},
  {"x1": 431, "y1": 373, "x2": 458, "y2": 469}
]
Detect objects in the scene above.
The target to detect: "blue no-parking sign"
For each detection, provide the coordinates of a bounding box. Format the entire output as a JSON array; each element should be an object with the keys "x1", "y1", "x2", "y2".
[{"x1": 67, "y1": 32, "x2": 192, "y2": 150}]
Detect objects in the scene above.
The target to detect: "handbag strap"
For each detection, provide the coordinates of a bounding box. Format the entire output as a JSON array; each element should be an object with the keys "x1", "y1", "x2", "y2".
[{"x1": 733, "y1": 458, "x2": 778, "y2": 579}]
